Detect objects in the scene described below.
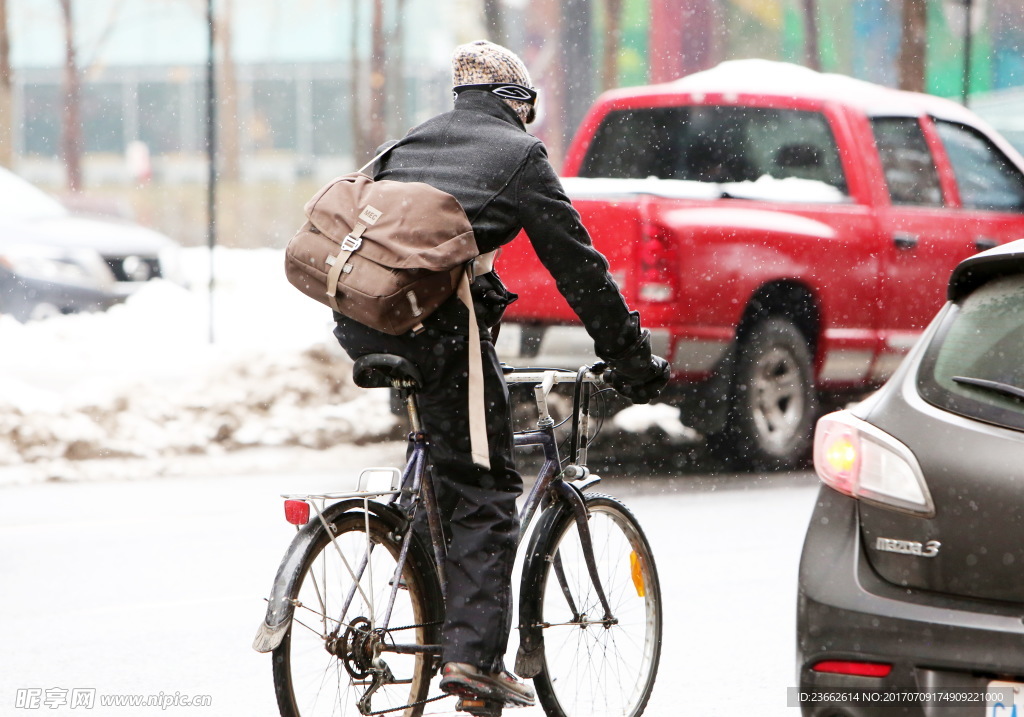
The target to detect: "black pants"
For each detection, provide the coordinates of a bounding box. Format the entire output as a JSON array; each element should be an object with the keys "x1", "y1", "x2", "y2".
[{"x1": 333, "y1": 310, "x2": 522, "y2": 673}]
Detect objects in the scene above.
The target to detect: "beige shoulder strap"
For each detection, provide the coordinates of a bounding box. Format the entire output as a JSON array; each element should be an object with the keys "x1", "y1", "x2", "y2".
[{"x1": 458, "y1": 269, "x2": 490, "y2": 468}]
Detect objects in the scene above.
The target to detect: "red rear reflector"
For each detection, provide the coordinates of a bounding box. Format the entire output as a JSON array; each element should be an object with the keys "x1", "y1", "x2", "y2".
[
  {"x1": 812, "y1": 660, "x2": 892, "y2": 678},
  {"x1": 284, "y1": 500, "x2": 310, "y2": 525}
]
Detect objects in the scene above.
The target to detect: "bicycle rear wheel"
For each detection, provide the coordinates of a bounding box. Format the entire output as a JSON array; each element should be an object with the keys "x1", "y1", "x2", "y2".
[
  {"x1": 272, "y1": 510, "x2": 441, "y2": 717},
  {"x1": 525, "y1": 493, "x2": 662, "y2": 717}
]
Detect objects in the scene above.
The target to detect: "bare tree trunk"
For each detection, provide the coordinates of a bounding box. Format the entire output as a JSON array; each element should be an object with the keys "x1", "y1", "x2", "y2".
[
  {"x1": 483, "y1": 0, "x2": 504, "y2": 44},
  {"x1": 387, "y1": 0, "x2": 406, "y2": 140},
  {"x1": 367, "y1": 0, "x2": 387, "y2": 153},
  {"x1": 217, "y1": 0, "x2": 240, "y2": 181},
  {"x1": 350, "y1": 0, "x2": 365, "y2": 162},
  {"x1": 601, "y1": 0, "x2": 623, "y2": 91},
  {"x1": 534, "y1": 0, "x2": 564, "y2": 167},
  {"x1": 0, "y1": 0, "x2": 12, "y2": 167},
  {"x1": 898, "y1": 0, "x2": 927, "y2": 92},
  {"x1": 561, "y1": 0, "x2": 593, "y2": 139},
  {"x1": 59, "y1": 0, "x2": 83, "y2": 191},
  {"x1": 802, "y1": 0, "x2": 821, "y2": 71}
]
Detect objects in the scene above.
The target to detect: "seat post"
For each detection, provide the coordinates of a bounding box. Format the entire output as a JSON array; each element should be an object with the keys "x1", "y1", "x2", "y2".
[{"x1": 400, "y1": 385, "x2": 423, "y2": 434}]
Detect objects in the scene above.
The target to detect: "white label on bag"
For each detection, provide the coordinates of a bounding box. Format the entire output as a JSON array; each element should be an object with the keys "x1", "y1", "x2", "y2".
[
  {"x1": 407, "y1": 291, "x2": 423, "y2": 317},
  {"x1": 359, "y1": 205, "x2": 383, "y2": 225}
]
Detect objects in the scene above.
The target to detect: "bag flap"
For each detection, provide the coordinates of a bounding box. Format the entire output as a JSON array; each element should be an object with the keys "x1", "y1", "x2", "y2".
[{"x1": 305, "y1": 174, "x2": 478, "y2": 271}]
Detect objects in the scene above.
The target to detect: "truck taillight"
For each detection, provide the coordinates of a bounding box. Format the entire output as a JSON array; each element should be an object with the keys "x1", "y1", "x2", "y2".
[{"x1": 638, "y1": 223, "x2": 676, "y2": 302}]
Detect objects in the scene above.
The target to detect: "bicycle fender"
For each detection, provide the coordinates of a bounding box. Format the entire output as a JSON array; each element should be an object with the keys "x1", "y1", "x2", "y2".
[
  {"x1": 252, "y1": 499, "x2": 408, "y2": 654},
  {"x1": 515, "y1": 489, "x2": 577, "y2": 678}
]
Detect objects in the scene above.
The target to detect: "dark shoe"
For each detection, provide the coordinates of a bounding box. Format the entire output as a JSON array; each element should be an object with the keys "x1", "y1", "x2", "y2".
[{"x1": 440, "y1": 662, "x2": 535, "y2": 708}]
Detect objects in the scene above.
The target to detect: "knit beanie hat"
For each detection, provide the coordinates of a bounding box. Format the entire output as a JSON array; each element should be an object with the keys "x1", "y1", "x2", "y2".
[{"x1": 452, "y1": 40, "x2": 535, "y2": 124}]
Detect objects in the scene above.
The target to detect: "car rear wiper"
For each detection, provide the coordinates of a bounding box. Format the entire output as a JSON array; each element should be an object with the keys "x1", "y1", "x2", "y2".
[{"x1": 952, "y1": 376, "x2": 1024, "y2": 402}]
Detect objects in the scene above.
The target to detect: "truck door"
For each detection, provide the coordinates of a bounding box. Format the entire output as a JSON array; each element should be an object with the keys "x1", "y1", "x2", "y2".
[{"x1": 870, "y1": 116, "x2": 978, "y2": 371}]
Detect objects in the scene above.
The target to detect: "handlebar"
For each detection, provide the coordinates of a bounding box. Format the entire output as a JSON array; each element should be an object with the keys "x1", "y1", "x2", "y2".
[
  {"x1": 502, "y1": 363, "x2": 607, "y2": 466},
  {"x1": 502, "y1": 362, "x2": 606, "y2": 390}
]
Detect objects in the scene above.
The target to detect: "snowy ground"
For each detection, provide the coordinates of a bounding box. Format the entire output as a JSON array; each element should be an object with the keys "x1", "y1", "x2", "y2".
[{"x1": 0, "y1": 248, "x2": 687, "y2": 485}]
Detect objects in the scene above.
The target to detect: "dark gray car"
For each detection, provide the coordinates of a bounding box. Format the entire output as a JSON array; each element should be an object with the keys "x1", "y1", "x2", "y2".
[
  {"x1": 797, "y1": 239, "x2": 1024, "y2": 716},
  {"x1": 0, "y1": 167, "x2": 181, "y2": 321}
]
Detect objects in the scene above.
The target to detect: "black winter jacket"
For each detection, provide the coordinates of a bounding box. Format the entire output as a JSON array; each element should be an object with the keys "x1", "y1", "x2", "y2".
[{"x1": 373, "y1": 90, "x2": 642, "y2": 360}]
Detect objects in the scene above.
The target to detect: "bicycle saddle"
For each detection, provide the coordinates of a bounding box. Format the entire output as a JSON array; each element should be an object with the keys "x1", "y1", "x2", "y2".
[{"x1": 352, "y1": 353, "x2": 423, "y2": 390}]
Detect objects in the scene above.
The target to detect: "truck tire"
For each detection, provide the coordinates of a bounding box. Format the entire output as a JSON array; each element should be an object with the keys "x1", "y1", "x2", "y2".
[{"x1": 720, "y1": 317, "x2": 816, "y2": 470}]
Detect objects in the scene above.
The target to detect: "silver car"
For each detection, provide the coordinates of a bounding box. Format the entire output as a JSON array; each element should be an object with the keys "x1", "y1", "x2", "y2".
[{"x1": 0, "y1": 167, "x2": 181, "y2": 321}]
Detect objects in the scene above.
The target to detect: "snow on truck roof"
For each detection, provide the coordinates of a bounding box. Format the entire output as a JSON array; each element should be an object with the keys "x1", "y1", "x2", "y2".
[{"x1": 599, "y1": 59, "x2": 976, "y2": 124}]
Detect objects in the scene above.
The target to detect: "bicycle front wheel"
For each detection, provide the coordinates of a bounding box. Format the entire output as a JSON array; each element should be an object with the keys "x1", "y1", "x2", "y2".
[
  {"x1": 526, "y1": 493, "x2": 662, "y2": 717},
  {"x1": 272, "y1": 510, "x2": 441, "y2": 717}
]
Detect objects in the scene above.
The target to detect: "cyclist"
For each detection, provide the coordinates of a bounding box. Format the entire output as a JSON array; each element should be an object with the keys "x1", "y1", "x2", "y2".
[{"x1": 331, "y1": 40, "x2": 669, "y2": 709}]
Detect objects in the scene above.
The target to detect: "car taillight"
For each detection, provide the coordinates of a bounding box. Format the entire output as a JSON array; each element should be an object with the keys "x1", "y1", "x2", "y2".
[
  {"x1": 284, "y1": 499, "x2": 311, "y2": 525},
  {"x1": 638, "y1": 223, "x2": 676, "y2": 302},
  {"x1": 812, "y1": 660, "x2": 892, "y2": 678},
  {"x1": 814, "y1": 411, "x2": 934, "y2": 516}
]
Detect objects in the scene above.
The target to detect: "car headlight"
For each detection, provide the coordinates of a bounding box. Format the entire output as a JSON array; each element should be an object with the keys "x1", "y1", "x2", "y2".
[
  {"x1": 0, "y1": 245, "x2": 116, "y2": 288},
  {"x1": 813, "y1": 410, "x2": 935, "y2": 517}
]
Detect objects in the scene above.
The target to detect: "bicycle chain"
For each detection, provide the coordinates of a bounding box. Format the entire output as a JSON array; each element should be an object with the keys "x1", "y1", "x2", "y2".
[
  {"x1": 383, "y1": 619, "x2": 442, "y2": 633},
  {"x1": 363, "y1": 692, "x2": 449, "y2": 716}
]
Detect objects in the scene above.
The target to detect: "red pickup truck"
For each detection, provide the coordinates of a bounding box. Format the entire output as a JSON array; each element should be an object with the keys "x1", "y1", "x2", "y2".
[{"x1": 496, "y1": 59, "x2": 1024, "y2": 469}]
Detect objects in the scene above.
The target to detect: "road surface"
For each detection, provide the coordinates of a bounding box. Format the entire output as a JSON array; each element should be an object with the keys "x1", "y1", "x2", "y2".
[{"x1": 0, "y1": 443, "x2": 819, "y2": 716}]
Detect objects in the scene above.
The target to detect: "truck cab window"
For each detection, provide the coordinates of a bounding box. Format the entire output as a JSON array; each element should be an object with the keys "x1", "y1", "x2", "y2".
[
  {"x1": 934, "y1": 120, "x2": 1024, "y2": 212},
  {"x1": 870, "y1": 117, "x2": 944, "y2": 207},
  {"x1": 579, "y1": 105, "x2": 847, "y2": 196}
]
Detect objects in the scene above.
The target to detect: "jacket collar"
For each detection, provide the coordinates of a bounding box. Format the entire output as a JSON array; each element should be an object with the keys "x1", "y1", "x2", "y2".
[{"x1": 454, "y1": 90, "x2": 526, "y2": 129}]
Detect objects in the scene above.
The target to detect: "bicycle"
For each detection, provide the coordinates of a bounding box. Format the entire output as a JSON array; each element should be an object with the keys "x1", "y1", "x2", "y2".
[{"x1": 254, "y1": 354, "x2": 662, "y2": 717}]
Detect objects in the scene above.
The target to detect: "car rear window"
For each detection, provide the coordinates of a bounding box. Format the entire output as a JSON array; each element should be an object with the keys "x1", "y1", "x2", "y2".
[
  {"x1": 917, "y1": 274, "x2": 1024, "y2": 432},
  {"x1": 578, "y1": 105, "x2": 848, "y2": 195}
]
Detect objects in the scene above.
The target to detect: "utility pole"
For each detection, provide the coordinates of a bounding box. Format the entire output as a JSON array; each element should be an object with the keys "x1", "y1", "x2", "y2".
[{"x1": 206, "y1": 0, "x2": 217, "y2": 343}]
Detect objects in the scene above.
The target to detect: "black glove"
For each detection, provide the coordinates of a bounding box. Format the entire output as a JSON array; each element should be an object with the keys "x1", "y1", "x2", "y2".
[{"x1": 601, "y1": 329, "x2": 670, "y2": 404}]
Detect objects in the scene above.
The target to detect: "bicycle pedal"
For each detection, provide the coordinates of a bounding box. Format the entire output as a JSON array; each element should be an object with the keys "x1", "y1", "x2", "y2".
[{"x1": 455, "y1": 697, "x2": 503, "y2": 716}]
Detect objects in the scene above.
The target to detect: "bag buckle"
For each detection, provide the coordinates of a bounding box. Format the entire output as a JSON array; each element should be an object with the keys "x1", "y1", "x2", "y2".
[{"x1": 341, "y1": 234, "x2": 362, "y2": 252}]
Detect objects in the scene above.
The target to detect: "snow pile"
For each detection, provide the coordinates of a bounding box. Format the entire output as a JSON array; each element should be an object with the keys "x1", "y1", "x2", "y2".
[
  {"x1": 613, "y1": 403, "x2": 701, "y2": 443},
  {"x1": 0, "y1": 344, "x2": 395, "y2": 465},
  {"x1": 0, "y1": 247, "x2": 398, "y2": 475}
]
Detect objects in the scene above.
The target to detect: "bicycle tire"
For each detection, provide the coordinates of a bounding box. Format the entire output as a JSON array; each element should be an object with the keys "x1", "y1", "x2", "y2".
[
  {"x1": 522, "y1": 493, "x2": 662, "y2": 717},
  {"x1": 272, "y1": 510, "x2": 442, "y2": 717}
]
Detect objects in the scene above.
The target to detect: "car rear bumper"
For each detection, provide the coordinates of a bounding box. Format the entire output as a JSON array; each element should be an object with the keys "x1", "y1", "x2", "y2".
[{"x1": 797, "y1": 486, "x2": 1024, "y2": 717}]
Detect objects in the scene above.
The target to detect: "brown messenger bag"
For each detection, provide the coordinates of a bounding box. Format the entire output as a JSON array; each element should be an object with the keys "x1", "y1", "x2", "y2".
[
  {"x1": 284, "y1": 156, "x2": 492, "y2": 468},
  {"x1": 284, "y1": 170, "x2": 479, "y2": 336}
]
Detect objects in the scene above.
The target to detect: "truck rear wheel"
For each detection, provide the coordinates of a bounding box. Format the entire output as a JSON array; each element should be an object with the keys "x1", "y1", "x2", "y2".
[{"x1": 719, "y1": 317, "x2": 816, "y2": 470}]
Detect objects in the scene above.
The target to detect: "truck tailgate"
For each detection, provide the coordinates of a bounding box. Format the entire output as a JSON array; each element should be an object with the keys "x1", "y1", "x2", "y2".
[{"x1": 498, "y1": 197, "x2": 641, "y2": 322}]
